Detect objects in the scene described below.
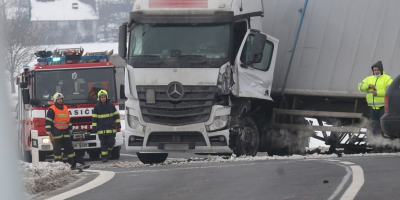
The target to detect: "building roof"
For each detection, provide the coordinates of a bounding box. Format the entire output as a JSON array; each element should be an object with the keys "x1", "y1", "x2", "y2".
[{"x1": 30, "y1": 0, "x2": 99, "y2": 21}]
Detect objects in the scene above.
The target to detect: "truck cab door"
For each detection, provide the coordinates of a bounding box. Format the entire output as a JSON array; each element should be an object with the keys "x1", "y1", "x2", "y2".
[{"x1": 232, "y1": 29, "x2": 278, "y2": 101}]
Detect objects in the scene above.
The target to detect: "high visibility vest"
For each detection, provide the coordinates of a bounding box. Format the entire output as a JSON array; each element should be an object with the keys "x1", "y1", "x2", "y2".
[
  {"x1": 49, "y1": 105, "x2": 70, "y2": 129},
  {"x1": 358, "y1": 73, "x2": 393, "y2": 109}
]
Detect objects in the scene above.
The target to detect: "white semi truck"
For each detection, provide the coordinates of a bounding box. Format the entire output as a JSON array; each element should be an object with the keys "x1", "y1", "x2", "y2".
[{"x1": 118, "y1": 0, "x2": 400, "y2": 163}]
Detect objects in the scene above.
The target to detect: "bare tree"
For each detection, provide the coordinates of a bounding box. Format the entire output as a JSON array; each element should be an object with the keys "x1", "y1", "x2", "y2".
[{"x1": 3, "y1": 0, "x2": 43, "y2": 93}]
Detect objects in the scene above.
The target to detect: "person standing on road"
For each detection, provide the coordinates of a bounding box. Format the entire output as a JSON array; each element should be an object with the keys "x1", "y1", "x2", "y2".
[
  {"x1": 45, "y1": 92, "x2": 76, "y2": 169},
  {"x1": 358, "y1": 61, "x2": 393, "y2": 138},
  {"x1": 92, "y1": 90, "x2": 121, "y2": 162}
]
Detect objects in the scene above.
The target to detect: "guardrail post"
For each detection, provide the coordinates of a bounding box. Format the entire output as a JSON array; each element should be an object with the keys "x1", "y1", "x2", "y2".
[{"x1": 31, "y1": 130, "x2": 39, "y2": 165}]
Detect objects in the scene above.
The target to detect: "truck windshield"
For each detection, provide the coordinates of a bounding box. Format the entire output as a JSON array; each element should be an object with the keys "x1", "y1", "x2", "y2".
[
  {"x1": 129, "y1": 23, "x2": 230, "y2": 59},
  {"x1": 34, "y1": 68, "x2": 117, "y2": 105}
]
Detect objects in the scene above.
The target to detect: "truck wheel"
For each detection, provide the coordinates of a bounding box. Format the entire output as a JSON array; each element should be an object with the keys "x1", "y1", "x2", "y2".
[
  {"x1": 136, "y1": 153, "x2": 168, "y2": 164},
  {"x1": 22, "y1": 150, "x2": 32, "y2": 163},
  {"x1": 75, "y1": 151, "x2": 85, "y2": 157},
  {"x1": 39, "y1": 151, "x2": 46, "y2": 161},
  {"x1": 235, "y1": 116, "x2": 259, "y2": 157},
  {"x1": 110, "y1": 146, "x2": 121, "y2": 160},
  {"x1": 88, "y1": 151, "x2": 100, "y2": 160}
]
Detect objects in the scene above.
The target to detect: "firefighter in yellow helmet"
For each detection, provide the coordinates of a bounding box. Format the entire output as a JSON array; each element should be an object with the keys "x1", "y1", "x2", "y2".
[
  {"x1": 45, "y1": 93, "x2": 76, "y2": 168},
  {"x1": 92, "y1": 90, "x2": 121, "y2": 162},
  {"x1": 358, "y1": 61, "x2": 393, "y2": 140}
]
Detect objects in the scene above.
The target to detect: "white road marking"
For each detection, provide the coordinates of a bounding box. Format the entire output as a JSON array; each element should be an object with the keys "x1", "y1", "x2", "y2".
[
  {"x1": 325, "y1": 160, "x2": 365, "y2": 200},
  {"x1": 44, "y1": 170, "x2": 115, "y2": 200},
  {"x1": 340, "y1": 165, "x2": 365, "y2": 200},
  {"x1": 340, "y1": 161, "x2": 355, "y2": 165},
  {"x1": 120, "y1": 153, "x2": 137, "y2": 157},
  {"x1": 327, "y1": 162, "x2": 352, "y2": 200}
]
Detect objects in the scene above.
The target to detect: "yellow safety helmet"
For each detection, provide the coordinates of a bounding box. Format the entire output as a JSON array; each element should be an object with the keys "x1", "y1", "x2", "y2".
[
  {"x1": 97, "y1": 89, "x2": 108, "y2": 100},
  {"x1": 53, "y1": 92, "x2": 64, "y2": 101}
]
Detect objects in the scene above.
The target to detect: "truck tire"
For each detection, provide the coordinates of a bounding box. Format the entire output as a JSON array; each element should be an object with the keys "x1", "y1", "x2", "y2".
[
  {"x1": 110, "y1": 146, "x2": 121, "y2": 160},
  {"x1": 75, "y1": 151, "x2": 85, "y2": 157},
  {"x1": 39, "y1": 151, "x2": 46, "y2": 161},
  {"x1": 136, "y1": 153, "x2": 168, "y2": 164},
  {"x1": 22, "y1": 150, "x2": 32, "y2": 163},
  {"x1": 88, "y1": 151, "x2": 100, "y2": 160},
  {"x1": 234, "y1": 116, "x2": 259, "y2": 157}
]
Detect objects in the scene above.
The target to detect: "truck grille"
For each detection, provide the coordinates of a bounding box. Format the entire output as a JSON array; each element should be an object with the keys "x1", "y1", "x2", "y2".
[{"x1": 137, "y1": 85, "x2": 215, "y2": 125}]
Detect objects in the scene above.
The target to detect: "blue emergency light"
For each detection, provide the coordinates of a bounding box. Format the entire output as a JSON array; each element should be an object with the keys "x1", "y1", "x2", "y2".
[{"x1": 37, "y1": 55, "x2": 109, "y2": 63}]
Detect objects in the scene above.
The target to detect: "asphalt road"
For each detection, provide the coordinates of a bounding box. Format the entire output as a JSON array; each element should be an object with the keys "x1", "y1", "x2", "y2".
[{"x1": 36, "y1": 150, "x2": 400, "y2": 200}]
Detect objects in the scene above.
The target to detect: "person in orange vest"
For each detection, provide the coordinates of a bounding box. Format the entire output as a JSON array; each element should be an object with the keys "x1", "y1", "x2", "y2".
[{"x1": 45, "y1": 92, "x2": 76, "y2": 169}]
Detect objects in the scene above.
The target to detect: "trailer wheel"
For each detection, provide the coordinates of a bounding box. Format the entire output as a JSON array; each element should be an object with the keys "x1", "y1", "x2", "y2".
[
  {"x1": 235, "y1": 116, "x2": 259, "y2": 157},
  {"x1": 110, "y1": 146, "x2": 121, "y2": 160},
  {"x1": 88, "y1": 151, "x2": 100, "y2": 160},
  {"x1": 136, "y1": 153, "x2": 168, "y2": 164}
]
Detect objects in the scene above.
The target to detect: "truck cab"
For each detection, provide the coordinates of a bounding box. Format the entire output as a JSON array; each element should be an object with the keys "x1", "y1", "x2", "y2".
[
  {"x1": 119, "y1": 0, "x2": 279, "y2": 163},
  {"x1": 17, "y1": 47, "x2": 123, "y2": 162}
]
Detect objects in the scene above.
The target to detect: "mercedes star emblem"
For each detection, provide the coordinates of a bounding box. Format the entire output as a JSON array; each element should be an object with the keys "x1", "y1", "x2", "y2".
[{"x1": 167, "y1": 82, "x2": 184, "y2": 101}]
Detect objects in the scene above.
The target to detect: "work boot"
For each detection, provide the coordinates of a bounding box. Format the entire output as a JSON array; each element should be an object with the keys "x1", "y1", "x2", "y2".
[
  {"x1": 68, "y1": 157, "x2": 76, "y2": 170},
  {"x1": 102, "y1": 155, "x2": 108, "y2": 163}
]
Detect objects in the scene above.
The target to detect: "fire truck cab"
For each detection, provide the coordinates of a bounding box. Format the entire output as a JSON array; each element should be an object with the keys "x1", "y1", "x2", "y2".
[{"x1": 16, "y1": 47, "x2": 124, "y2": 162}]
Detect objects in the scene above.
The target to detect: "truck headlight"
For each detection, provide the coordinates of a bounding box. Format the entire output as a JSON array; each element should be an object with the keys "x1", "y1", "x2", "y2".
[
  {"x1": 42, "y1": 138, "x2": 51, "y2": 144},
  {"x1": 207, "y1": 115, "x2": 229, "y2": 131},
  {"x1": 217, "y1": 72, "x2": 230, "y2": 95},
  {"x1": 127, "y1": 115, "x2": 140, "y2": 130}
]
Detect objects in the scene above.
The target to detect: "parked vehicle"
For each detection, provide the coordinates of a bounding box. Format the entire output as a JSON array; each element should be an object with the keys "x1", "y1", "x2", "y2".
[
  {"x1": 381, "y1": 74, "x2": 400, "y2": 139},
  {"x1": 16, "y1": 47, "x2": 123, "y2": 162}
]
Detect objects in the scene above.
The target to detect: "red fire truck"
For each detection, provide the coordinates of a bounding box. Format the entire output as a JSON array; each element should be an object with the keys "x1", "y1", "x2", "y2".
[{"x1": 16, "y1": 47, "x2": 123, "y2": 162}]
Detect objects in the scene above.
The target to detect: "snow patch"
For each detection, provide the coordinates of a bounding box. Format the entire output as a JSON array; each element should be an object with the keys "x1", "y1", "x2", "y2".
[{"x1": 21, "y1": 161, "x2": 79, "y2": 194}]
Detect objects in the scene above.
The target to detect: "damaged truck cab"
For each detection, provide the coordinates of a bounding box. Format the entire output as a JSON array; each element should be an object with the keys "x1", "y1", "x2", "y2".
[{"x1": 119, "y1": 0, "x2": 280, "y2": 163}]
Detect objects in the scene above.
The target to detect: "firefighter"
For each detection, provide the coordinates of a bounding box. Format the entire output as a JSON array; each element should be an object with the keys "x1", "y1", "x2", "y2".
[
  {"x1": 358, "y1": 61, "x2": 393, "y2": 140},
  {"x1": 45, "y1": 92, "x2": 76, "y2": 169},
  {"x1": 92, "y1": 89, "x2": 121, "y2": 162}
]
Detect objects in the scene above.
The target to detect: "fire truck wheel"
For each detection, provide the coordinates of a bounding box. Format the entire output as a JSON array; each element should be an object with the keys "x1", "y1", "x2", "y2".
[
  {"x1": 39, "y1": 152, "x2": 46, "y2": 161},
  {"x1": 136, "y1": 153, "x2": 168, "y2": 164},
  {"x1": 88, "y1": 151, "x2": 100, "y2": 160},
  {"x1": 110, "y1": 146, "x2": 121, "y2": 160},
  {"x1": 76, "y1": 151, "x2": 85, "y2": 157},
  {"x1": 22, "y1": 150, "x2": 32, "y2": 163}
]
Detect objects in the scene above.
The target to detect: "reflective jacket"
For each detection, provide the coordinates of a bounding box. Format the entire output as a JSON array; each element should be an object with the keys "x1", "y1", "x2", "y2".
[
  {"x1": 358, "y1": 72, "x2": 392, "y2": 109},
  {"x1": 92, "y1": 100, "x2": 121, "y2": 134},
  {"x1": 45, "y1": 104, "x2": 72, "y2": 139}
]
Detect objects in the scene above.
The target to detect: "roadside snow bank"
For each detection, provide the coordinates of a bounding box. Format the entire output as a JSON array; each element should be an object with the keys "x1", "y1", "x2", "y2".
[
  {"x1": 91, "y1": 151, "x2": 400, "y2": 170},
  {"x1": 21, "y1": 161, "x2": 79, "y2": 194}
]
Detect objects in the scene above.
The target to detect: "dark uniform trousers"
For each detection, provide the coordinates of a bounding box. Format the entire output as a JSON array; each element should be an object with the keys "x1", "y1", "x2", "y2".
[
  {"x1": 52, "y1": 129, "x2": 75, "y2": 161},
  {"x1": 99, "y1": 133, "x2": 116, "y2": 157}
]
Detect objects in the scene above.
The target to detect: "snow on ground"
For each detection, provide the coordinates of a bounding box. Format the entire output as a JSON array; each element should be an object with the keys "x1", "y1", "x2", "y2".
[
  {"x1": 90, "y1": 151, "x2": 400, "y2": 170},
  {"x1": 21, "y1": 161, "x2": 79, "y2": 195}
]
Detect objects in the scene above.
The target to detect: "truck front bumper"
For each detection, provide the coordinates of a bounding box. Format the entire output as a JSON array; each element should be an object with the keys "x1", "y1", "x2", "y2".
[
  {"x1": 36, "y1": 132, "x2": 123, "y2": 151},
  {"x1": 125, "y1": 123, "x2": 231, "y2": 154}
]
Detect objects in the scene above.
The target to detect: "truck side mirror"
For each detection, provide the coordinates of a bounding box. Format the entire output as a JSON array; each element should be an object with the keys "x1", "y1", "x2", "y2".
[
  {"x1": 118, "y1": 23, "x2": 128, "y2": 59},
  {"x1": 22, "y1": 89, "x2": 30, "y2": 105},
  {"x1": 120, "y1": 84, "x2": 127, "y2": 100},
  {"x1": 248, "y1": 33, "x2": 266, "y2": 64}
]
